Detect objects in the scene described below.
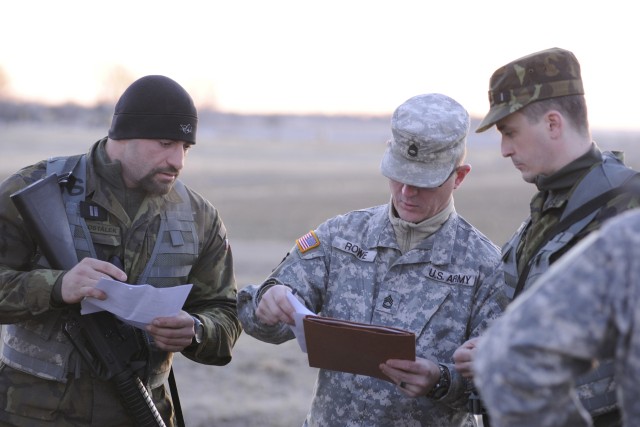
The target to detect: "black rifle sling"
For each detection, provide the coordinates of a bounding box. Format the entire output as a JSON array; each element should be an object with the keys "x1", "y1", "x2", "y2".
[
  {"x1": 169, "y1": 368, "x2": 186, "y2": 427},
  {"x1": 513, "y1": 182, "x2": 637, "y2": 299}
]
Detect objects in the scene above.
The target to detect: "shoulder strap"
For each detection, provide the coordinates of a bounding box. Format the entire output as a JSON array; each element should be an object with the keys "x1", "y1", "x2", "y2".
[
  {"x1": 560, "y1": 151, "x2": 630, "y2": 221},
  {"x1": 46, "y1": 154, "x2": 84, "y2": 185}
]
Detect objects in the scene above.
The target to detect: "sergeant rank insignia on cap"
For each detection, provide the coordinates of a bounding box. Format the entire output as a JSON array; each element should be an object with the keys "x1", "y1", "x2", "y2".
[{"x1": 296, "y1": 230, "x2": 321, "y2": 253}]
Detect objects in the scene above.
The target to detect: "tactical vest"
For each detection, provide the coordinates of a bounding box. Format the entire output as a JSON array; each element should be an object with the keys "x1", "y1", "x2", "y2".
[
  {"x1": 501, "y1": 151, "x2": 637, "y2": 416},
  {"x1": 1, "y1": 154, "x2": 199, "y2": 388}
]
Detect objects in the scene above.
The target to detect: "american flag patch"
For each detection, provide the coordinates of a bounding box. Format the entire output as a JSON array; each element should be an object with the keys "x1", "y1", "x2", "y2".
[{"x1": 296, "y1": 230, "x2": 321, "y2": 253}]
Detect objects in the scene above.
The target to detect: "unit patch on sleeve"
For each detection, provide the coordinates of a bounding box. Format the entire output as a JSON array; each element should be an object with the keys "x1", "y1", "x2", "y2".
[{"x1": 296, "y1": 230, "x2": 321, "y2": 254}]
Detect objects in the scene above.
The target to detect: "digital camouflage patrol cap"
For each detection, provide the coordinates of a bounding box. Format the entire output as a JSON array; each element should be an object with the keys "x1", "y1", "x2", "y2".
[
  {"x1": 108, "y1": 75, "x2": 198, "y2": 144},
  {"x1": 380, "y1": 93, "x2": 469, "y2": 188},
  {"x1": 476, "y1": 47, "x2": 584, "y2": 133}
]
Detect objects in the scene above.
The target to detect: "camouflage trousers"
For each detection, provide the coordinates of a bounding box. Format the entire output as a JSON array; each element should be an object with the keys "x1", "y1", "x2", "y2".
[{"x1": 0, "y1": 363, "x2": 174, "y2": 426}]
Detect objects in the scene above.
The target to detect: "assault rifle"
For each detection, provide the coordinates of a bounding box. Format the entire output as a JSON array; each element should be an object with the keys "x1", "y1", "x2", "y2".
[{"x1": 11, "y1": 173, "x2": 166, "y2": 427}]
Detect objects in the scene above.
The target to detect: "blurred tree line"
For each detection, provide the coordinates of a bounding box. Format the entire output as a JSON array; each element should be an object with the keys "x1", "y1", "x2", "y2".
[
  {"x1": 0, "y1": 64, "x2": 135, "y2": 127},
  {"x1": 0, "y1": 99, "x2": 113, "y2": 127}
]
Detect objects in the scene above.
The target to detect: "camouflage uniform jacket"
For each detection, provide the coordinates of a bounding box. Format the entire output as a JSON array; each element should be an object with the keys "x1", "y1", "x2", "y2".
[
  {"x1": 501, "y1": 145, "x2": 640, "y2": 417},
  {"x1": 238, "y1": 204, "x2": 506, "y2": 427},
  {"x1": 474, "y1": 208, "x2": 640, "y2": 427},
  {"x1": 0, "y1": 138, "x2": 241, "y2": 424},
  {"x1": 503, "y1": 147, "x2": 638, "y2": 296}
]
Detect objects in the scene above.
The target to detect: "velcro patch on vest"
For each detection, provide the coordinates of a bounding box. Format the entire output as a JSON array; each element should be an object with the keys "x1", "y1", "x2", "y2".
[
  {"x1": 296, "y1": 230, "x2": 321, "y2": 254},
  {"x1": 334, "y1": 237, "x2": 376, "y2": 262},
  {"x1": 427, "y1": 267, "x2": 476, "y2": 286},
  {"x1": 80, "y1": 201, "x2": 108, "y2": 221}
]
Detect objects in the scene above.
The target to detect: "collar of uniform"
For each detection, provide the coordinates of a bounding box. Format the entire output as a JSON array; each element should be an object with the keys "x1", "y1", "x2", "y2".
[
  {"x1": 424, "y1": 211, "x2": 457, "y2": 266},
  {"x1": 386, "y1": 211, "x2": 458, "y2": 266},
  {"x1": 534, "y1": 143, "x2": 602, "y2": 192},
  {"x1": 371, "y1": 205, "x2": 398, "y2": 249},
  {"x1": 388, "y1": 198, "x2": 454, "y2": 253}
]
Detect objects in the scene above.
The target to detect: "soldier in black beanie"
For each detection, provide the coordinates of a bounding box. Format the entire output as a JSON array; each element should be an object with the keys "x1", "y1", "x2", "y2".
[
  {"x1": 0, "y1": 75, "x2": 241, "y2": 426},
  {"x1": 109, "y1": 75, "x2": 198, "y2": 144}
]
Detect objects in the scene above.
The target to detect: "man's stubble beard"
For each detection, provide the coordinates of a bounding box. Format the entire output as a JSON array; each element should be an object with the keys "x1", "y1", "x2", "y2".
[{"x1": 138, "y1": 168, "x2": 179, "y2": 196}]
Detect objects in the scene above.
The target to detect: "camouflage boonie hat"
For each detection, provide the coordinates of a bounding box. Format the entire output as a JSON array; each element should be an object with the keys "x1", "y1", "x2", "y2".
[
  {"x1": 380, "y1": 93, "x2": 469, "y2": 188},
  {"x1": 476, "y1": 47, "x2": 584, "y2": 133}
]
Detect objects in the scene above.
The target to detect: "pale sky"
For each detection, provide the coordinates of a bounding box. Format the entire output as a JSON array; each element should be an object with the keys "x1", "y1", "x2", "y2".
[{"x1": 2, "y1": 0, "x2": 639, "y2": 130}]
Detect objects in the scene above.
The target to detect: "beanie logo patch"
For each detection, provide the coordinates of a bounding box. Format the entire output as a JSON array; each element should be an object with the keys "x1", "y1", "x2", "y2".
[{"x1": 180, "y1": 124, "x2": 194, "y2": 135}]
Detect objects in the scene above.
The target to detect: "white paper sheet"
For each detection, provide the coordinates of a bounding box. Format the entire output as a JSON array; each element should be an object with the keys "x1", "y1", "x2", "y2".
[
  {"x1": 81, "y1": 278, "x2": 192, "y2": 330},
  {"x1": 286, "y1": 291, "x2": 315, "y2": 353}
]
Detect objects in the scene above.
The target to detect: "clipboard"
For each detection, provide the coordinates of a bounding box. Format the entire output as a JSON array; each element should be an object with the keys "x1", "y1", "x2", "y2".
[{"x1": 303, "y1": 315, "x2": 416, "y2": 382}]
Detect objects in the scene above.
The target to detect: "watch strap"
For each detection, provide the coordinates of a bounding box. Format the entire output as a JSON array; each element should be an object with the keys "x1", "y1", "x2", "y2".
[{"x1": 426, "y1": 363, "x2": 451, "y2": 399}]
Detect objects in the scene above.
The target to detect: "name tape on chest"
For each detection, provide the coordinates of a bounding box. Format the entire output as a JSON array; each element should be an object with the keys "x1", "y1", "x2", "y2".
[
  {"x1": 428, "y1": 267, "x2": 475, "y2": 286},
  {"x1": 335, "y1": 238, "x2": 376, "y2": 262},
  {"x1": 86, "y1": 222, "x2": 120, "y2": 236}
]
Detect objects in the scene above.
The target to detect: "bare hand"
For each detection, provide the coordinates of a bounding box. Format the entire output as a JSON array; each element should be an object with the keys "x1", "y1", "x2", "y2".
[
  {"x1": 146, "y1": 310, "x2": 196, "y2": 352},
  {"x1": 379, "y1": 357, "x2": 440, "y2": 398},
  {"x1": 453, "y1": 337, "x2": 480, "y2": 378},
  {"x1": 60, "y1": 258, "x2": 127, "y2": 304},
  {"x1": 256, "y1": 284, "x2": 296, "y2": 325}
]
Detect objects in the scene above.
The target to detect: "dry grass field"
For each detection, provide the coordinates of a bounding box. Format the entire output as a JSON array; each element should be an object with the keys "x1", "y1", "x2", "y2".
[{"x1": 1, "y1": 120, "x2": 638, "y2": 426}]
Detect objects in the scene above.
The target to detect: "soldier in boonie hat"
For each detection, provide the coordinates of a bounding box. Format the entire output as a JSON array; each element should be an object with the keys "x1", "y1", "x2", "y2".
[
  {"x1": 380, "y1": 93, "x2": 470, "y2": 188},
  {"x1": 476, "y1": 47, "x2": 584, "y2": 133}
]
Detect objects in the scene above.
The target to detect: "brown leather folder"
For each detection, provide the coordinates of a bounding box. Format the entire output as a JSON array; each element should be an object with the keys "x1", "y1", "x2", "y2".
[{"x1": 303, "y1": 315, "x2": 416, "y2": 382}]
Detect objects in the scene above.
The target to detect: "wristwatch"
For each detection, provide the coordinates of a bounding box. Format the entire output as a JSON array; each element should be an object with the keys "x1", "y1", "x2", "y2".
[
  {"x1": 191, "y1": 315, "x2": 204, "y2": 345},
  {"x1": 426, "y1": 364, "x2": 451, "y2": 399}
]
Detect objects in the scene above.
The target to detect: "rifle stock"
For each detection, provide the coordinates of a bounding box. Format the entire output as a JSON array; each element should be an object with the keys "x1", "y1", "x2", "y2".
[
  {"x1": 11, "y1": 173, "x2": 78, "y2": 270},
  {"x1": 10, "y1": 173, "x2": 166, "y2": 427}
]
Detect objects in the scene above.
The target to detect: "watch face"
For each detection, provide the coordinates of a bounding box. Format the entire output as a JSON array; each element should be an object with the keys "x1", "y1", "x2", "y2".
[
  {"x1": 195, "y1": 324, "x2": 203, "y2": 343},
  {"x1": 193, "y1": 317, "x2": 204, "y2": 344}
]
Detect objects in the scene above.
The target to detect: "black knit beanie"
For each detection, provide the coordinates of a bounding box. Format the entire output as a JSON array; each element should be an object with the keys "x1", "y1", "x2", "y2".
[{"x1": 108, "y1": 75, "x2": 198, "y2": 144}]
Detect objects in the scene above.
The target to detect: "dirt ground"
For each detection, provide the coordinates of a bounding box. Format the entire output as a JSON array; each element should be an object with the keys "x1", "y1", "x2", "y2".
[{"x1": 1, "y1": 122, "x2": 638, "y2": 426}]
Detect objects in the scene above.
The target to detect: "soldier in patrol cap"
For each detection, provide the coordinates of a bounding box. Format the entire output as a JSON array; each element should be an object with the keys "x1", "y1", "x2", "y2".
[
  {"x1": 453, "y1": 48, "x2": 640, "y2": 426},
  {"x1": 0, "y1": 75, "x2": 242, "y2": 426},
  {"x1": 238, "y1": 93, "x2": 507, "y2": 426},
  {"x1": 474, "y1": 208, "x2": 640, "y2": 426}
]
